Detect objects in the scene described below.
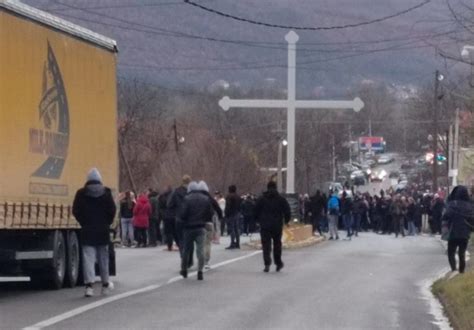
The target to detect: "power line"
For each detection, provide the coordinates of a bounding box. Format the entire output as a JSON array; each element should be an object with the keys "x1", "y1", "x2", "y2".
[
  {"x1": 119, "y1": 41, "x2": 441, "y2": 72},
  {"x1": 51, "y1": 0, "x2": 455, "y2": 52},
  {"x1": 183, "y1": 0, "x2": 433, "y2": 31},
  {"x1": 50, "y1": 1, "x2": 186, "y2": 11}
]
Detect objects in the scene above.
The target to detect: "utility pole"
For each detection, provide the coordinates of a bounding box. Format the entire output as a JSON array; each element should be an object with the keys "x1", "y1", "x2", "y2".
[
  {"x1": 453, "y1": 108, "x2": 460, "y2": 187},
  {"x1": 432, "y1": 70, "x2": 441, "y2": 192},
  {"x1": 348, "y1": 124, "x2": 352, "y2": 165},
  {"x1": 273, "y1": 121, "x2": 286, "y2": 193},
  {"x1": 277, "y1": 141, "x2": 284, "y2": 192},
  {"x1": 332, "y1": 134, "x2": 336, "y2": 181}
]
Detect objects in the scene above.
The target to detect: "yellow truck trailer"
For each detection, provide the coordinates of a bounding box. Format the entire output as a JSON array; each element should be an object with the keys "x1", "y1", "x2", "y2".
[{"x1": 0, "y1": 0, "x2": 118, "y2": 288}]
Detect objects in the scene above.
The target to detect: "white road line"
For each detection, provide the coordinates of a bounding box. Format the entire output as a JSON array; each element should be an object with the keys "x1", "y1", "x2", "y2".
[
  {"x1": 0, "y1": 276, "x2": 30, "y2": 282},
  {"x1": 23, "y1": 250, "x2": 261, "y2": 330}
]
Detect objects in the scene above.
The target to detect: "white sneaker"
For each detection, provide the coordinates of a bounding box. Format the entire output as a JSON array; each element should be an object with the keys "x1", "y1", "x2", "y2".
[
  {"x1": 204, "y1": 264, "x2": 211, "y2": 270},
  {"x1": 85, "y1": 286, "x2": 94, "y2": 297},
  {"x1": 101, "y1": 281, "x2": 114, "y2": 295},
  {"x1": 447, "y1": 271, "x2": 459, "y2": 280}
]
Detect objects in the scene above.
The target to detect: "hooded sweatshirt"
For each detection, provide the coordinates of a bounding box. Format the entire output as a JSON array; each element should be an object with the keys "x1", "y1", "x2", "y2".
[
  {"x1": 442, "y1": 186, "x2": 474, "y2": 240},
  {"x1": 254, "y1": 189, "x2": 291, "y2": 231},
  {"x1": 72, "y1": 180, "x2": 116, "y2": 246},
  {"x1": 179, "y1": 182, "x2": 213, "y2": 229}
]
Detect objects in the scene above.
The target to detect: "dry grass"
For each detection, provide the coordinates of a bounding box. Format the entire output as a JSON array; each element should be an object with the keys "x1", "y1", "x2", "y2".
[{"x1": 433, "y1": 269, "x2": 474, "y2": 330}]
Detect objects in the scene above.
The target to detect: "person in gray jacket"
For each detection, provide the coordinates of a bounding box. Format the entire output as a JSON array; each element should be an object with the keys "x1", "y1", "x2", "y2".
[{"x1": 178, "y1": 181, "x2": 213, "y2": 280}]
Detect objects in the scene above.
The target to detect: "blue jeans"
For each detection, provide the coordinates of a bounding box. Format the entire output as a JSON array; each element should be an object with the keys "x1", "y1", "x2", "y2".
[
  {"x1": 343, "y1": 213, "x2": 353, "y2": 237},
  {"x1": 121, "y1": 218, "x2": 134, "y2": 246},
  {"x1": 226, "y1": 214, "x2": 240, "y2": 247}
]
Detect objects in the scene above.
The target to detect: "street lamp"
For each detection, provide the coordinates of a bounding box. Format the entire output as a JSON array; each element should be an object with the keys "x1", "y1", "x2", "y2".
[{"x1": 432, "y1": 70, "x2": 444, "y2": 192}]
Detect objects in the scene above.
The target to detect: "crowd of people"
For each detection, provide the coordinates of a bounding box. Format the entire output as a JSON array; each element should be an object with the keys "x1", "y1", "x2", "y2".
[
  {"x1": 117, "y1": 178, "x2": 261, "y2": 252},
  {"x1": 298, "y1": 188, "x2": 461, "y2": 240},
  {"x1": 73, "y1": 167, "x2": 473, "y2": 297},
  {"x1": 299, "y1": 185, "x2": 474, "y2": 276}
]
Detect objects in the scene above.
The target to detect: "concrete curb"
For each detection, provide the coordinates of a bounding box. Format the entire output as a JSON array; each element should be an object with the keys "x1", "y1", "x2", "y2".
[{"x1": 245, "y1": 235, "x2": 325, "y2": 250}]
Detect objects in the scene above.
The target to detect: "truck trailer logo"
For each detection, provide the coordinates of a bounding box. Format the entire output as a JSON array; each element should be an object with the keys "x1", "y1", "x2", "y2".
[{"x1": 29, "y1": 42, "x2": 70, "y2": 179}]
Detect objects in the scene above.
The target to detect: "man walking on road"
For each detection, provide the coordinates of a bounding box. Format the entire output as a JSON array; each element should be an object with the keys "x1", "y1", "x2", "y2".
[
  {"x1": 310, "y1": 190, "x2": 325, "y2": 236},
  {"x1": 254, "y1": 181, "x2": 291, "y2": 272},
  {"x1": 159, "y1": 186, "x2": 178, "y2": 251},
  {"x1": 341, "y1": 191, "x2": 353, "y2": 240},
  {"x1": 179, "y1": 181, "x2": 214, "y2": 280},
  {"x1": 148, "y1": 189, "x2": 161, "y2": 246},
  {"x1": 327, "y1": 191, "x2": 340, "y2": 240},
  {"x1": 168, "y1": 175, "x2": 193, "y2": 266},
  {"x1": 225, "y1": 185, "x2": 242, "y2": 249},
  {"x1": 73, "y1": 168, "x2": 116, "y2": 297}
]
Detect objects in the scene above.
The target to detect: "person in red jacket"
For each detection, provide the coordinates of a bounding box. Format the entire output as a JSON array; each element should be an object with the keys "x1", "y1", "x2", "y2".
[{"x1": 133, "y1": 193, "x2": 151, "y2": 247}]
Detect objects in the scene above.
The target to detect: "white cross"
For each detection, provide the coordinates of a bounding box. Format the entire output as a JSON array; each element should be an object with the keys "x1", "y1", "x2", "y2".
[{"x1": 219, "y1": 31, "x2": 364, "y2": 194}]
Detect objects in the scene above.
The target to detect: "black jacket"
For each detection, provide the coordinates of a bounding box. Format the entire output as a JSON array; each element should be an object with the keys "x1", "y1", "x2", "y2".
[
  {"x1": 119, "y1": 200, "x2": 134, "y2": 219},
  {"x1": 254, "y1": 189, "x2": 291, "y2": 231},
  {"x1": 225, "y1": 192, "x2": 241, "y2": 218},
  {"x1": 72, "y1": 182, "x2": 116, "y2": 246},
  {"x1": 167, "y1": 186, "x2": 187, "y2": 218},
  {"x1": 341, "y1": 197, "x2": 353, "y2": 215},
  {"x1": 443, "y1": 200, "x2": 474, "y2": 240},
  {"x1": 149, "y1": 193, "x2": 160, "y2": 219},
  {"x1": 158, "y1": 191, "x2": 174, "y2": 220},
  {"x1": 407, "y1": 203, "x2": 416, "y2": 222},
  {"x1": 241, "y1": 198, "x2": 256, "y2": 218},
  {"x1": 179, "y1": 191, "x2": 213, "y2": 229},
  {"x1": 432, "y1": 200, "x2": 445, "y2": 221},
  {"x1": 310, "y1": 193, "x2": 325, "y2": 218}
]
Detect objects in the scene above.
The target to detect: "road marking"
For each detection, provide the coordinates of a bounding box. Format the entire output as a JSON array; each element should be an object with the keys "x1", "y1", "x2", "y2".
[
  {"x1": 23, "y1": 250, "x2": 261, "y2": 330},
  {"x1": 0, "y1": 276, "x2": 30, "y2": 282}
]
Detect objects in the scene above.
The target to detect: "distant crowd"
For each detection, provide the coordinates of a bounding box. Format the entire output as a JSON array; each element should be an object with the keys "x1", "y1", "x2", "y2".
[{"x1": 298, "y1": 188, "x2": 454, "y2": 239}]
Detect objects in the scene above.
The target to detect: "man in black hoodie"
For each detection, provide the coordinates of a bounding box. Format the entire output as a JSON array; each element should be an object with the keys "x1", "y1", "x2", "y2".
[
  {"x1": 73, "y1": 168, "x2": 116, "y2": 297},
  {"x1": 225, "y1": 185, "x2": 242, "y2": 249},
  {"x1": 442, "y1": 186, "x2": 474, "y2": 274},
  {"x1": 254, "y1": 181, "x2": 291, "y2": 272},
  {"x1": 168, "y1": 175, "x2": 193, "y2": 266},
  {"x1": 309, "y1": 190, "x2": 325, "y2": 236}
]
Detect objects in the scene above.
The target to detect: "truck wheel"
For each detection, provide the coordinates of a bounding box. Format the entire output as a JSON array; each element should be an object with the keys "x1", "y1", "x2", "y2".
[
  {"x1": 46, "y1": 230, "x2": 66, "y2": 289},
  {"x1": 65, "y1": 231, "x2": 80, "y2": 288}
]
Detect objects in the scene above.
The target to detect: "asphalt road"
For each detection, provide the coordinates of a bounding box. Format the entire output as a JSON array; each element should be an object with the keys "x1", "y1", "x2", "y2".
[{"x1": 0, "y1": 233, "x2": 449, "y2": 330}]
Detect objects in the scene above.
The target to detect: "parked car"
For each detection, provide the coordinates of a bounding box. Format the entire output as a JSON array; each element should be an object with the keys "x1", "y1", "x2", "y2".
[
  {"x1": 350, "y1": 170, "x2": 366, "y2": 186},
  {"x1": 365, "y1": 159, "x2": 377, "y2": 168},
  {"x1": 341, "y1": 163, "x2": 359, "y2": 173},
  {"x1": 377, "y1": 155, "x2": 394, "y2": 165}
]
